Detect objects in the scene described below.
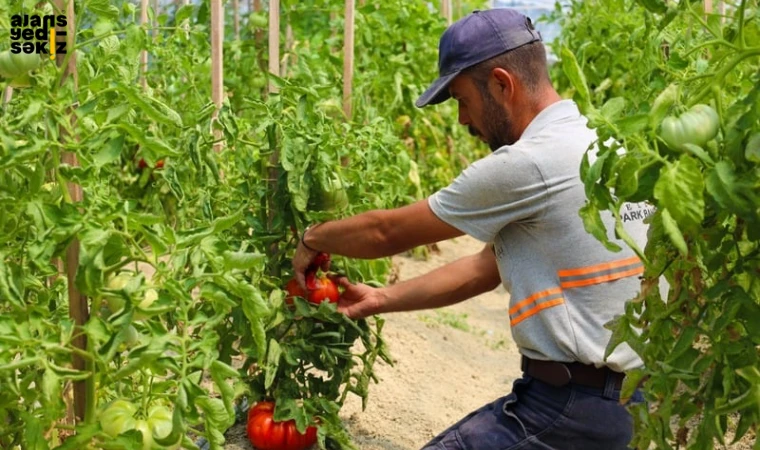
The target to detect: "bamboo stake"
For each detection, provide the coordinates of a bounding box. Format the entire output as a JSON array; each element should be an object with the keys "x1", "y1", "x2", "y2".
[
  {"x1": 268, "y1": 0, "x2": 280, "y2": 93},
  {"x1": 265, "y1": 0, "x2": 281, "y2": 276},
  {"x1": 441, "y1": 0, "x2": 452, "y2": 25},
  {"x1": 2, "y1": 86, "x2": 12, "y2": 106},
  {"x1": 254, "y1": 0, "x2": 264, "y2": 71},
  {"x1": 343, "y1": 0, "x2": 355, "y2": 120},
  {"x1": 152, "y1": 0, "x2": 159, "y2": 39},
  {"x1": 140, "y1": 0, "x2": 149, "y2": 89},
  {"x1": 233, "y1": 0, "x2": 240, "y2": 40},
  {"x1": 282, "y1": 22, "x2": 293, "y2": 76},
  {"x1": 211, "y1": 0, "x2": 224, "y2": 152},
  {"x1": 54, "y1": 0, "x2": 85, "y2": 422}
]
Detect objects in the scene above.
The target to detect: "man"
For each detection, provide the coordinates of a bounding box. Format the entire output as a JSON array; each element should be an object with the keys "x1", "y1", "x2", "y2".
[{"x1": 293, "y1": 8, "x2": 647, "y2": 450}]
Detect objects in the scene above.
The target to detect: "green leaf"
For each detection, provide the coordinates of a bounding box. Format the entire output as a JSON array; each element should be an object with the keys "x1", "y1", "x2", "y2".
[
  {"x1": 175, "y1": 4, "x2": 194, "y2": 23},
  {"x1": 222, "y1": 251, "x2": 265, "y2": 271},
  {"x1": 706, "y1": 161, "x2": 754, "y2": 216},
  {"x1": 603, "y1": 314, "x2": 632, "y2": 360},
  {"x1": 273, "y1": 399, "x2": 311, "y2": 434},
  {"x1": 601, "y1": 97, "x2": 626, "y2": 121},
  {"x1": 579, "y1": 203, "x2": 622, "y2": 252},
  {"x1": 117, "y1": 86, "x2": 183, "y2": 128},
  {"x1": 680, "y1": 143, "x2": 714, "y2": 166},
  {"x1": 620, "y1": 368, "x2": 646, "y2": 404},
  {"x1": 210, "y1": 361, "x2": 239, "y2": 419},
  {"x1": 660, "y1": 209, "x2": 688, "y2": 256},
  {"x1": 612, "y1": 156, "x2": 640, "y2": 198},
  {"x1": 653, "y1": 156, "x2": 704, "y2": 231},
  {"x1": 560, "y1": 46, "x2": 592, "y2": 113},
  {"x1": 667, "y1": 326, "x2": 697, "y2": 362},
  {"x1": 264, "y1": 339, "x2": 282, "y2": 390},
  {"x1": 87, "y1": 0, "x2": 120, "y2": 19},
  {"x1": 745, "y1": 133, "x2": 760, "y2": 163},
  {"x1": 635, "y1": 0, "x2": 668, "y2": 14},
  {"x1": 93, "y1": 135, "x2": 124, "y2": 168},
  {"x1": 197, "y1": 396, "x2": 232, "y2": 449}
]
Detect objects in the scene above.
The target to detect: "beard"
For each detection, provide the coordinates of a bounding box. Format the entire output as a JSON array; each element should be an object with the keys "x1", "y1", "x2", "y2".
[{"x1": 468, "y1": 88, "x2": 516, "y2": 151}]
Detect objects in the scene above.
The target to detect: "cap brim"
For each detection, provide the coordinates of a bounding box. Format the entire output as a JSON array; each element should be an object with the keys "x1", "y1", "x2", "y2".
[{"x1": 415, "y1": 71, "x2": 460, "y2": 108}]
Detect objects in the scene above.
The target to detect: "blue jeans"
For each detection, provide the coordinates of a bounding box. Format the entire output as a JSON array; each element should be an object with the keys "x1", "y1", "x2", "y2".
[{"x1": 421, "y1": 375, "x2": 644, "y2": 450}]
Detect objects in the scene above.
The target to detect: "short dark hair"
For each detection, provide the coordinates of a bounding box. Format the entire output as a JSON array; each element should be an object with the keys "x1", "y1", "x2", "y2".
[{"x1": 464, "y1": 41, "x2": 550, "y2": 94}]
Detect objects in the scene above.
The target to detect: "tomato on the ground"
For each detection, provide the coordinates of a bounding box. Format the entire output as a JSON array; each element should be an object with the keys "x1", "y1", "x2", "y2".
[{"x1": 246, "y1": 401, "x2": 317, "y2": 450}]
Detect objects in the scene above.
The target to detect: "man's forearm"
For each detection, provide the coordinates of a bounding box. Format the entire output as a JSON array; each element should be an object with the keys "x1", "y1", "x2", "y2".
[
  {"x1": 301, "y1": 200, "x2": 464, "y2": 259},
  {"x1": 303, "y1": 210, "x2": 391, "y2": 259},
  {"x1": 374, "y1": 247, "x2": 501, "y2": 314}
]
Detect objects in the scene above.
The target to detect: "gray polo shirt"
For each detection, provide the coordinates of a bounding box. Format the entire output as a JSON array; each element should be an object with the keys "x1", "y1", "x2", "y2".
[{"x1": 429, "y1": 100, "x2": 647, "y2": 372}]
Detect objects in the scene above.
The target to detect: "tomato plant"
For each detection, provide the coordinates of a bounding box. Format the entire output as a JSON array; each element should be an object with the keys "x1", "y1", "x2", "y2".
[
  {"x1": 552, "y1": 0, "x2": 760, "y2": 447},
  {"x1": 0, "y1": 0, "x2": 487, "y2": 448},
  {"x1": 247, "y1": 401, "x2": 317, "y2": 450}
]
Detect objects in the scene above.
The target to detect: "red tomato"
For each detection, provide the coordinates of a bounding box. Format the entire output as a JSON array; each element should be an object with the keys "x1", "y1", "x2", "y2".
[
  {"x1": 246, "y1": 402, "x2": 317, "y2": 450},
  {"x1": 284, "y1": 276, "x2": 339, "y2": 306},
  {"x1": 307, "y1": 276, "x2": 339, "y2": 305},
  {"x1": 137, "y1": 158, "x2": 165, "y2": 170},
  {"x1": 284, "y1": 278, "x2": 306, "y2": 306}
]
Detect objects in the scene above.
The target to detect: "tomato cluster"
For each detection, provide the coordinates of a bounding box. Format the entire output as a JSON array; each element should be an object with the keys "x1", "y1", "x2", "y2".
[
  {"x1": 246, "y1": 402, "x2": 317, "y2": 450},
  {"x1": 99, "y1": 400, "x2": 180, "y2": 450}
]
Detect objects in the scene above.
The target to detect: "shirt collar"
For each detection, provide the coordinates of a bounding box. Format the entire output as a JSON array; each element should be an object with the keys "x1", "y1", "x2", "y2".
[{"x1": 519, "y1": 100, "x2": 582, "y2": 140}]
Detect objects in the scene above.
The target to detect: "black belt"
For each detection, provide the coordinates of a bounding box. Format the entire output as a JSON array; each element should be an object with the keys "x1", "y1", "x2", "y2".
[{"x1": 521, "y1": 356, "x2": 624, "y2": 389}]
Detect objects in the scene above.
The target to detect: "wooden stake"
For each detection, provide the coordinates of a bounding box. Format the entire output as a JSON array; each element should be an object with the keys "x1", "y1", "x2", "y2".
[
  {"x1": 140, "y1": 0, "x2": 149, "y2": 90},
  {"x1": 268, "y1": 0, "x2": 280, "y2": 93},
  {"x1": 211, "y1": 0, "x2": 224, "y2": 152},
  {"x1": 343, "y1": 0, "x2": 355, "y2": 120},
  {"x1": 2, "y1": 86, "x2": 12, "y2": 106},
  {"x1": 441, "y1": 0, "x2": 452, "y2": 25},
  {"x1": 233, "y1": 0, "x2": 240, "y2": 40},
  {"x1": 54, "y1": 0, "x2": 85, "y2": 422},
  {"x1": 152, "y1": 0, "x2": 159, "y2": 38},
  {"x1": 282, "y1": 22, "x2": 293, "y2": 76}
]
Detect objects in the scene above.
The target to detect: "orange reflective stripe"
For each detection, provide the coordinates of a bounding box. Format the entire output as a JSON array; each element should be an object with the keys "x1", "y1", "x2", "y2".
[
  {"x1": 557, "y1": 256, "x2": 641, "y2": 278},
  {"x1": 510, "y1": 298, "x2": 565, "y2": 327},
  {"x1": 508, "y1": 287, "x2": 563, "y2": 316},
  {"x1": 560, "y1": 265, "x2": 644, "y2": 289}
]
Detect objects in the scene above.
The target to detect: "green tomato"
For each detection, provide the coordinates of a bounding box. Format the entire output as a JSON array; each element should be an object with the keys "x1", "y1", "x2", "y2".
[
  {"x1": 124, "y1": 325, "x2": 139, "y2": 346},
  {"x1": 134, "y1": 288, "x2": 158, "y2": 320},
  {"x1": 249, "y1": 12, "x2": 268, "y2": 29},
  {"x1": 99, "y1": 401, "x2": 180, "y2": 450},
  {"x1": 745, "y1": 133, "x2": 760, "y2": 163},
  {"x1": 137, "y1": 406, "x2": 180, "y2": 450},
  {"x1": 99, "y1": 400, "x2": 138, "y2": 438},
  {"x1": 318, "y1": 175, "x2": 349, "y2": 211},
  {"x1": 104, "y1": 273, "x2": 133, "y2": 314},
  {"x1": 0, "y1": 51, "x2": 21, "y2": 78},
  {"x1": 11, "y1": 52, "x2": 41, "y2": 73},
  {"x1": 0, "y1": 51, "x2": 40, "y2": 79},
  {"x1": 659, "y1": 104, "x2": 719, "y2": 151},
  {"x1": 138, "y1": 288, "x2": 158, "y2": 310}
]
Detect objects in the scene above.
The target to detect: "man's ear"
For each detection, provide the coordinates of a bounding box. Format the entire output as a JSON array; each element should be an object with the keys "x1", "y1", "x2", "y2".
[{"x1": 491, "y1": 67, "x2": 516, "y2": 102}]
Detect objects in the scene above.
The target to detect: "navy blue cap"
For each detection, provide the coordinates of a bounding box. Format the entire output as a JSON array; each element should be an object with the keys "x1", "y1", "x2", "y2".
[{"x1": 416, "y1": 9, "x2": 542, "y2": 108}]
